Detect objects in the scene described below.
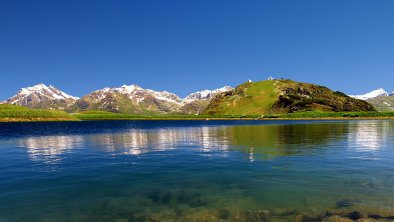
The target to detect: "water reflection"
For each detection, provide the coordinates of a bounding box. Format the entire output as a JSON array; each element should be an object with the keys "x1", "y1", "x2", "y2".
[
  {"x1": 226, "y1": 123, "x2": 348, "y2": 159},
  {"x1": 348, "y1": 121, "x2": 391, "y2": 151},
  {"x1": 19, "y1": 135, "x2": 83, "y2": 163},
  {"x1": 85, "y1": 127, "x2": 231, "y2": 155},
  {"x1": 16, "y1": 121, "x2": 393, "y2": 164}
]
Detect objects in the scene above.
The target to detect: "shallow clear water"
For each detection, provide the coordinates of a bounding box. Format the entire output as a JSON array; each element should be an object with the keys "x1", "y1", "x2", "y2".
[{"x1": 0, "y1": 120, "x2": 394, "y2": 221}]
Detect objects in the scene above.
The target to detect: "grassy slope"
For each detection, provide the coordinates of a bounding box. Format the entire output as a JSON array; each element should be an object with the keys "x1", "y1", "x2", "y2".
[
  {"x1": 204, "y1": 80, "x2": 278, "y2": 115},
  {"x1": 0, "y1": 104, "x2": 78, "y2": 121}
]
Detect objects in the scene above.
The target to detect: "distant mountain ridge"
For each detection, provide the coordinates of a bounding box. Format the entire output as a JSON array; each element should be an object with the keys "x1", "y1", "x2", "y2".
[
  {"x1": 349, "y1": 88, "x2": 389, "y2": 100},
  {"x1": 2, "y1": 83, "x2": 233, "y2": 114},
  {"x1": 184, "y1": 86, "x2": 233, "y2": 102},
  {"x1": 351, "y1": 88, "x2": 394, "y2": 112}
]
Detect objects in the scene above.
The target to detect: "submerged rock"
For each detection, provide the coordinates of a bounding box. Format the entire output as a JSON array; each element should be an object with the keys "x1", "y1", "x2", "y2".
[
  {"x1": 323, "y1": 215, "x2": 354, "y2": 222},
  {"x1": 336, "y1": 199, "x2": 362, "y2": 209},
  {"x1": 272, "y1": 208, "x2": 298, "y2": 216},
  {"x1": 255, "y1": 210, "x2": 271, "y2": 221}
]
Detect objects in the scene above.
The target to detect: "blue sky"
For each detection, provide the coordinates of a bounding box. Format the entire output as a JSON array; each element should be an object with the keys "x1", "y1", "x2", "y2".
[{"x1": 1, "y1": 0, "x2": 394, "y2": 99}]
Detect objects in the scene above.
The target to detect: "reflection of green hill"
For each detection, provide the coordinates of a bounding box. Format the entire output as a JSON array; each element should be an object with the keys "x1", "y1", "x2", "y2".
[{"x1": 227, "y1": 123, "x2": 347, "y2": 159}]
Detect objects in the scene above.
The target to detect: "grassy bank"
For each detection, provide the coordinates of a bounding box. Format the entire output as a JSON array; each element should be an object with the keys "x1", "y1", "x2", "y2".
[
  {"x1": 73, "y1": 110, "x2": 394, "y2": 120},
  {"x1": 261, "y1": 111, "x2": 394, "y2": 119},
  {"x1": 0, "y1": 104, "x2": 79, "y2": 122},
  {"x1": 1, "y1": 107, "x2": 394, "y2": 122}
]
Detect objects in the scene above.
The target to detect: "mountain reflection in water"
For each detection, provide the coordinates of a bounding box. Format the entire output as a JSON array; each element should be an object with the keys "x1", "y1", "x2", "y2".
[{"x1": 17, "y1": 121, "x2": 391, "y2": 164}]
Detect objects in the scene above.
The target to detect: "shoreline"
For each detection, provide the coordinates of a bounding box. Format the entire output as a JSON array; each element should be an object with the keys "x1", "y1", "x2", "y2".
[
  {"x1": 1, "y1": 116, "x2": 394, "y2": 122},
  {"x1": 0, "y1": 117, "x2": 80, "y2": 122}
]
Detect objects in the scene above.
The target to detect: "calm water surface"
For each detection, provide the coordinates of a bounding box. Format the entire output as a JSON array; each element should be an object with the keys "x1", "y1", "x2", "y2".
[{"x1": 0, "y1": 120, "x2": 394, "y2": 221}]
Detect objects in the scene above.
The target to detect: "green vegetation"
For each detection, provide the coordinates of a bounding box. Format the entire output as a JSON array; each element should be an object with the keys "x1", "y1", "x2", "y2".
[
  {"x1": 204, "y1": 80, "x2": 278, "y2": 115},
  {"x1": 204, "y1": 79, "x2": 376, "y2": 115},
  {"x1": 73, "y1": 110, "x2": 394, "y2": 120},
  {"x1": 260, "y1": 111, "x2": 394, "y2": 119},
  {"x1": 0, "y1": 104, "x2": 78, "y2": 122},
  {"x1": 1, "y1": 105, "x2": 393, "y2": 122},
  {"x1": 73, "y1": 110, "x2": 249, "y2": 120}
]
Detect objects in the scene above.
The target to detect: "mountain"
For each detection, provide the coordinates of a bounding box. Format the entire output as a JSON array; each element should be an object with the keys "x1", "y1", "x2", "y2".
[
  {"x1": 179, "y1": 86, "x2": 233, "y2": 114},
  {"x1": 366, "y1": 96, "x2": 394, "y2": 112},
  {"x1": 349, "y1": 88, "x2": 394, "y2": 112},
  {"x1": 365, "y1": 91, "x2": 394, "y2": 112},
  {"x1": 349, "y1": 88, "x2": 389, "y2": 100},
  {"x1": 204, "y1": 79, "x2": 376, "y2": 115},
  {"x1": 3, "y1": 83, "x2": 233, "y2": 114},
  {"x1": 2, "y1": 84, "x2": 79, "y2": 110},
  {"x1": 184, "y1": 86, "x2": 233, "y2": 102},
  {"x1": 74, "y1": 84, "x2": 183, "y2": 114},
  {"x1": 73, "y1": 84, "x2": 232, "y2": 114}
]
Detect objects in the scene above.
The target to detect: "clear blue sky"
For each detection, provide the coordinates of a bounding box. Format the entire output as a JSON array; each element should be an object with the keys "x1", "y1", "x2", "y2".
[{"x1": 1, "y1": 0, "x2": 394, "y2": 100}]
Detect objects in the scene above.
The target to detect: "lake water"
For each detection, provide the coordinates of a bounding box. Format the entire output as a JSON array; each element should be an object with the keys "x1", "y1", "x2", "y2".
[{"x1": 0, "y1": 120, "x2": 394, "y2": 221}]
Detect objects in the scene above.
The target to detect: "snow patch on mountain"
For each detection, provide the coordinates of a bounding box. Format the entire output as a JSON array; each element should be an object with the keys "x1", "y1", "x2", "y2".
[
  {"x1": 349, "y1": 88, "x2": 389, "y2": 100},
  {"x1": 184, "y1": 86, "x2": 233, "y2": 102}
]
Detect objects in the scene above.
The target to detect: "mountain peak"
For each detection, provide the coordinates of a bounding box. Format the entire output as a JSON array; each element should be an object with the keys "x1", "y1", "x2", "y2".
[
  {"x1": 350, "y1": 88, "x2": 389, "y2": 100},
  {"x1": 113, "y1": 84, "x2": 142, "y2": 94},
  {"x1": 3, "y1": 84, "x2": 79, "y2": 109},
  {"x1": 20, "y1": 83, "x2": 49, "y2": 94},
  {"x1": 184, "y1": 86, "x2": 233, "y2": 102}
]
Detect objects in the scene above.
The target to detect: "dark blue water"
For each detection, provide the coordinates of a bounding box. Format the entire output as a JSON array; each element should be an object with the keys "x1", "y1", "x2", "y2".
[{"x1": 0, "y1": 120, "x2": 394, "y2": 221}]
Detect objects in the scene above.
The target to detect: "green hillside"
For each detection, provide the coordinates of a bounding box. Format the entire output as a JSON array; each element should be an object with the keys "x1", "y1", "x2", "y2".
[
  {"x1": 0, "y1": 104, "x2": 78, "y2": 121},
  {"x1": 204, "y1": 79, "x2": 376, "y2": 115}
]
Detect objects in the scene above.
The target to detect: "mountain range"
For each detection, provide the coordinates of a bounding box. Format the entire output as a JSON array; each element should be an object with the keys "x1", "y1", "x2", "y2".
[
  {"x1": 1, "y1": 84, "x2": 233, "y2": 114},
  {"x1": 2, "y1": 80, "x2": 392, "y2": 114}
]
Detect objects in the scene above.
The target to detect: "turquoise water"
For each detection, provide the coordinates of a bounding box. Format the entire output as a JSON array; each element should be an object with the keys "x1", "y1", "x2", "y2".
[{"x1": 0, "y1": 120, "x2": 394, "y2": 221}]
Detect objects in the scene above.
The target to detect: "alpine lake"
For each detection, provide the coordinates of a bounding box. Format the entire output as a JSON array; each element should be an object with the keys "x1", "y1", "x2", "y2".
[{"x1": 0, "y1": 120, "x2": 394, "y2": 222}]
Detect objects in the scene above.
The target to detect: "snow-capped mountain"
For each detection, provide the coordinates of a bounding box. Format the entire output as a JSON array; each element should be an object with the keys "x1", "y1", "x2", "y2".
[
  {"x1": 184, "y1": 86, "x2": 233, "y2": 102},
  {"x1": 77, "y1": 84, "x2": 184, "y2": 113},
  {"x1": 179, "y1": 86, "x2": 234, "y2": 114},
  {"x1": 349, "y1": 88, "x2": 389, "y2": 100},
  {"x1": 349, "y1": 88, "x2": 394, "y2": 112},
  {"x1": 2, "y1": 84, "x2": 79, "y2": 109},
  {"x1": 86, "y1": 84, "x2": 182, "y2": 104},
  {"x1": 77, "y1": 84, "x2": 234, "y2": 114},
  {"x1": 2, "y1": 83, "x2": 233, "y2": 114}
]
